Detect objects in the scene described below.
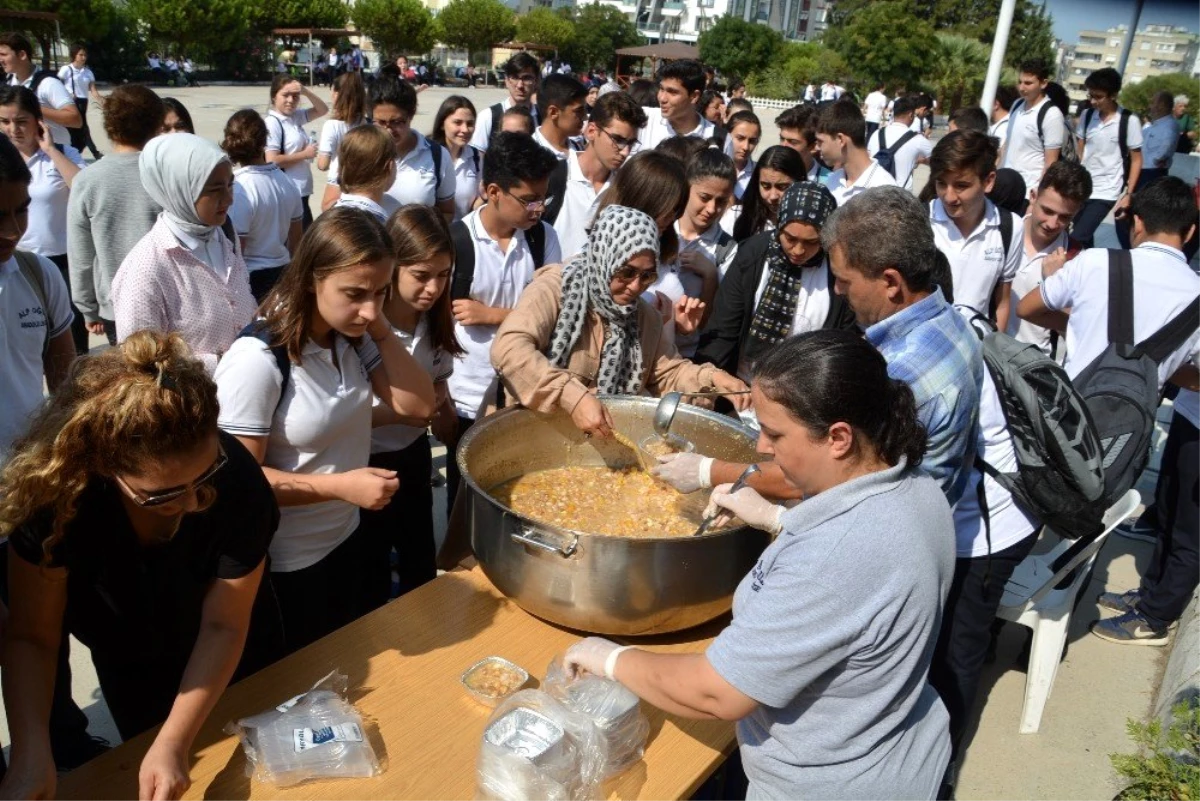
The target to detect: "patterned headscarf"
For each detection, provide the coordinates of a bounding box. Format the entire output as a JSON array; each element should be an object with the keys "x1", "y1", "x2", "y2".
[
  {"x1": 547, "y1": 205, "x2": 661, "y2": 395},
  {"x1": 743, "y1": 181, "x2": 838, "y2": 365}
]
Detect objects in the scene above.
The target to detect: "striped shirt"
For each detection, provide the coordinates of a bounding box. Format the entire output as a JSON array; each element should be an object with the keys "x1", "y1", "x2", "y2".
[{"x1": 865, "y1": 287, "x2": 982, "y2": 505}]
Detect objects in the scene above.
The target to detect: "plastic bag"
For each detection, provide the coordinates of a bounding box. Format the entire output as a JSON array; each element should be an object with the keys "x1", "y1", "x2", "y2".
[
  {"x1": 476, "y1": 689, "x2": 608, "y2": 801},
  {"x1": 225, "y1": 670, "x2": 382, "y2": 787},
  {"x1": 543, "y1": 655, "x2": 650, "y2": 778}
]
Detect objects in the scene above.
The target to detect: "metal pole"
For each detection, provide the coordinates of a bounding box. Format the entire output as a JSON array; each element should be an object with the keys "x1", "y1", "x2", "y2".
[
  {"x1": 979, "y1": 0, "x2": 1018, "y2": 115},
  {"x1": 1116, "y1": 0, "x2": 1144, "y2": 75}
]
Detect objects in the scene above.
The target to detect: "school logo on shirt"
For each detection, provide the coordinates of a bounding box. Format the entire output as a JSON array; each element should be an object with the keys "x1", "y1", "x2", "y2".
[
  {"x1": 18, "y1": 305, "x2": 46, "y2": 329},
  {"x1": 750, "y1": 559, "x2": 766, "y2": 592},
  {"x1": 984, "y1": 246, "x2": 1003, "y2": 264}
]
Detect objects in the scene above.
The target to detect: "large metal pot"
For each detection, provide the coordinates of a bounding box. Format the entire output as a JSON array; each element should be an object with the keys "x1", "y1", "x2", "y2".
[{"x1": 458, "y1": 396, "x2": 771, "y2": 636}]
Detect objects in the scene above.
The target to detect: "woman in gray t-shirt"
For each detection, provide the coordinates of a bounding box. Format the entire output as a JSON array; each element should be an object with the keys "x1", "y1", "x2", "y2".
[{"x1": 565, "y1": 329, "x2": 956, "y2": 800}]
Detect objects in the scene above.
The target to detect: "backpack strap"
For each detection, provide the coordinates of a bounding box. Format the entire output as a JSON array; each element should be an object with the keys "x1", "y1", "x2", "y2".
[
  {"x1": 237, "y1": 320, "x2": 291, "y2": 403},
  {"x1": 1118, "y1": 108, "x2": 1131, "y2": 185},
  {"x1": 1139, "y1": 295, "x2": 1200, "y2": 365},
  {"x1": 714, "y1": 230, "x2": 736, "y2": 269},
  {"x1": 429, "y1": 138, "x2": 443, "y2": 197},
  {"x1": 14, "y1": 250, "x2": 52, "y2": 358},
  {"x1": 998, "y1": 208, "x2": 1013, "y2": 262},
  {"x1": 471, "y1": 145, "x2": 480, "y2": 176},
  {"x1": 1036, "y1": 101, "x2": 1050, "y2": 144},
  {"x1": 878, "y1": 127, "x2": 887, "y2": 150},
  {"x1": 525, "y1": 220, "x2": 547, "y2": 269},
  {"x1": 449, "y1": 219, "x2": 476, "y2": 301},
  {"x1": 489, "y1": 102, "x2": 505, "y2": 140},
  {"x1": 28, "y1": 69, "x2": 55, "y2": 95},
  {"x1": 1107, "y1": 249, "x2": 1136, "y2": 347},
  {"x1": 886, "y1": 130, "x2": 918, "y2": 155},
  {"x1": 542, "y1": 159, "x2": 569, "y2": 225},
  {"x1": 712, "y1": 124, "x2": 728, "y2": 150}
]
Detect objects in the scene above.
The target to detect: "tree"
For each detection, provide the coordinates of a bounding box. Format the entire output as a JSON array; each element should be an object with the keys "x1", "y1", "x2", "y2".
[
  {"x1": 515, "y1": 8, "x2": 574, "y2": 53},
  {"x1": 352, "y1": 0, "x2": 437, "y2": 57},
  {"x1": 929, "y1": 33, "x2": 989, "y2": 113},
  {"x1": 438, "y1": 0, "x2": 516, "y2": 60},
  {"x1": 1120, "y1": 73, "x2": 1197, "y2": 122},
  {"x1": 698, "y1": 15, "x2": 783, "y2": 82},
  {"x1": 746, "y1": 41, "x2": 847, "y2": 100},
  {"x1": 824, "y1": 1, "x2": 937, "y2": 91},
  {"x1": 1005, "y1": 1, "x2": 1055, "y2": 70},
  {"x1": 264, "y1": 0, "x2": 349, "y2": 30},
  {"x1": 561, "y1": 2, "x2": 642, "y2": 72},
  {"x1": 127, "y1": 0, "x2": 257, "y2": 55},
  {"x1": 12, "y1": 0, "x2": 117, "y2": 59}
]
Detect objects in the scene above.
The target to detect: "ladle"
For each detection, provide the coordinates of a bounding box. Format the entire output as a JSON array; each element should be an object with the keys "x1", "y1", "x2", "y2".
[
  {"x1": 693, "y1": 463, "x2": 761, "y2": 537},
  {"x1": 653, "y1": 389, "x2": 753, "y2": 438}
]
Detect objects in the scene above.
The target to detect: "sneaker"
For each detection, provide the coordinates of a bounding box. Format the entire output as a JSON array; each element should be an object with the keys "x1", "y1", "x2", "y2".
[
  {"x1": 1090, "y1": 610, "x2": 1170, "y2": 646},
  {"x1": 1117, "y1": 515, "x2": 1161, "y2": 544},
  {"x1": 1098, "y1": 588, "x2": 1141, "y2": 614}
]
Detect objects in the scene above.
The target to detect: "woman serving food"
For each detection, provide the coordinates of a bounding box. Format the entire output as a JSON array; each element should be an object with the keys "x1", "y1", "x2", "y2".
[{"x1": 490, "y1": 205, "x2": 749, "y2": 438}]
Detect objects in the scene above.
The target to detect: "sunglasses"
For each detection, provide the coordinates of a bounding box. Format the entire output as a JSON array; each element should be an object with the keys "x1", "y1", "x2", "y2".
[
  {"x1": 114, "y1": 445, "x2": 228, "y2": 508},
  {"x1": 613, "y1": 264, "x2": 658, "y2": 286}
]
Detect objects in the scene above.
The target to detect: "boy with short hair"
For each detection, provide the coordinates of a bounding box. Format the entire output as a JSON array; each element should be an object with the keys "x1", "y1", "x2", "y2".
[
  {"x1": 546, "y1": 91, "x2": 647, "y2": 258},
  {"x1": 471, "y1": 52, "x2": 540, "y2": 150},
  {"x1": 1000, "y1": 59, "x2": 1065, "y2": 203},
  {"x1": 445, "y1": 132, "x2": 562, "y2": 504},
  {"x1": 928, "y1": 129, "x2": 1021, "y2": 329},
  {"x1": 867, "y1": 94, "x2": 933, "y2": 189},
  {"x1": 862, "y1": 82, "x2": 888, "y2": 138},
  {"x1": 1073, "y1": 67, "x2": 1143, "y2": 248},
  {"x1": 989, "y1": 85, "x2": 1017, "y2": 146},
  {"x1": 0, "y1": 32, "x2": 81, "y2": 146},
  {"x1": 534, "y1": 73, "x2": 588, "y2": 161},
  {"x1": 638, "y1": 59, "x2": 714, "y2": 150},
  {"x1": 817, "y1": 100, "x2": 896, "y2": 206}
]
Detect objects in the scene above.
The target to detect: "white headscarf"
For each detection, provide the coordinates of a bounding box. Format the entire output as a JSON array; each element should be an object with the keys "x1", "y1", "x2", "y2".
[{"x1": 140, "y1": 133, "x2": 231, "y2": 270}]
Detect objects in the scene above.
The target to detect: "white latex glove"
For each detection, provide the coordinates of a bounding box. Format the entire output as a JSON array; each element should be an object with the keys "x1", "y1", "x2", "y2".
[
  {"x1": 650, "y1": 452, "x2": 713, "y2": 493},
  {"x1": 704, "y1": 483, "x2": 784, "y2": 535},
  {"x1": 563, "y1": 637, "x2": 635, "y2": 679}
]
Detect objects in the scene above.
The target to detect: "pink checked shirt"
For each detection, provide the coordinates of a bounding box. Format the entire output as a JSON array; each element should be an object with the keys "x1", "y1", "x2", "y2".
[{"x1": 112, "y1": 216, "x2": 257, "y2": 374}]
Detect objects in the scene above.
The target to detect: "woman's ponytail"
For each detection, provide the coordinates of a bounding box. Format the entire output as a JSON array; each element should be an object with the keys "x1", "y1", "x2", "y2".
[{"x1": 877, "y1": 379, "x2": 928, "y2": 468}]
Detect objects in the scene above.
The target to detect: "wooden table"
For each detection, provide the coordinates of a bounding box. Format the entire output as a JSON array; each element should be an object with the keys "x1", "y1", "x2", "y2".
[{"x1": 58, "y1": 568, "x2": 735, "y2": 800}]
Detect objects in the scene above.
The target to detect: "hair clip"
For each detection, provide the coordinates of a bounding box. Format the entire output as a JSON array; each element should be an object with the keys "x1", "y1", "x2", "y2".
[{"x1": 155, "y1": 362, "x2": 178, "y2": 391}]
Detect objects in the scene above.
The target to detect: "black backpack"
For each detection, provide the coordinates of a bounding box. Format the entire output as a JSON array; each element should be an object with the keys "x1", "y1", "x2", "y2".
[
  {"x1": 542, "y1": 159, "x2": 570, "y2": 225},
  {"x1": 237, "y1": 320, "x2": 292, "y2": 413},
  {"x1": 1071, "y1": 250, "x2": 1200, "y2": 503},
  {"x1": 28, "y1": 69, "x2": 58, "y2": 95},
  {"x1": 489, "y1": 102, "x2": 538, "y2": 139},
  {"x1": 449, "y1": 219, "x2": 548, "y2": 301},
  {"x1": 1081, "y1": 107, "x2": 1133, "y2": 185},
  {"x1": 873, "y1": 126, "x2": 918, "y2": 179},
  {"x1": 1012, "y1": 97, "x2": 1078, "y2": 164}
]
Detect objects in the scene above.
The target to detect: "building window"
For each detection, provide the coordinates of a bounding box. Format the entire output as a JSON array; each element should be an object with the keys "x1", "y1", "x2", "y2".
[
  {"x1": 1140, "y1": 41, "x2": 1151, "y2": 50},
  {"x1": 1110, "y1": 39, "x2": 1121, "y2": 47},
  {"x1": 1156, "y1": 43, "x2": 1175, "y2": 52}
]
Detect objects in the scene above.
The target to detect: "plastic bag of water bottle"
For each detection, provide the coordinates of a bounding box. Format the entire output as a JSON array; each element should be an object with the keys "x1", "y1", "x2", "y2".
[{"x1": 226, "y1": 670, "x2": 382, "y2": 787}]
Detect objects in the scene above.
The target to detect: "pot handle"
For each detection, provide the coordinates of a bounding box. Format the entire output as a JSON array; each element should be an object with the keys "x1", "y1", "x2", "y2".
[{"x1": 511, "y1": 525, "x2": 579, "y2": 557}]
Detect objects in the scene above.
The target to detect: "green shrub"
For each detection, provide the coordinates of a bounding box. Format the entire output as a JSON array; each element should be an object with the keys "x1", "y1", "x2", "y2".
[
  {"x1": 1120, "y1": 74, "x2": 1198, "y2": 122},
  {"x1": 1110, "y1": 698, "x2": 1200, "y2": 801}
]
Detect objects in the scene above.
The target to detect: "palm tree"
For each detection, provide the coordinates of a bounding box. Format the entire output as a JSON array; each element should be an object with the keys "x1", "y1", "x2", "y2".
[{"x1": 931, "y1": 33, "x2": 989, "y2": 114}]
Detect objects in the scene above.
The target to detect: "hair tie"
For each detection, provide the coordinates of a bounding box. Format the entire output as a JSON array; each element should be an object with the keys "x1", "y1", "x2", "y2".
[{"x1": 155, "y1": 361, "x2": 178, "y2": 391}]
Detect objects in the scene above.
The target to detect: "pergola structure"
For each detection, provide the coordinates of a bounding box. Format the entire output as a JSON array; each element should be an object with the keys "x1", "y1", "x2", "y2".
[
  {"x1": 614, "y1": 41, "x2": 699, "y2": 85},
  {"x1": 272, "y1": 27, "x2": 359, "y2": 83},
  {"x1": 0, "y1": 9, "x2": 62, "y2": 69}
]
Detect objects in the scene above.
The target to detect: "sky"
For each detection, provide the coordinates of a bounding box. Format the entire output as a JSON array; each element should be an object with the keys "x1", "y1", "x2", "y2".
[{"x1": 1045, "y1": 0, "x2": 1198, "y2": 43}]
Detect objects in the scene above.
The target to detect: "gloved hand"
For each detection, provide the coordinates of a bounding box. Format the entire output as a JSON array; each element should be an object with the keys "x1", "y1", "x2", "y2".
[
  {"x1": 650, "y1": 452, "x2": 713, "y2": 493},
  {"x1": 564, "y1": 637, "x2": 635, "y2": 679},
  {"x1": 704, "y1": 483, "x2": 784, "y2": 535}
]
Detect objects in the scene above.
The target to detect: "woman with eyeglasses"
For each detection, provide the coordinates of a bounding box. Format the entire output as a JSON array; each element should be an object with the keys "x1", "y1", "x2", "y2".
[
  {"x1": 0, "y1": 330, "x2": 283, "y2": 801},
  {"x1": 491, "y1": 205, "x2": 748, "y2": 439},
  {"x1": 320, "y1": 77, "x2": 455, "y2": 219}
]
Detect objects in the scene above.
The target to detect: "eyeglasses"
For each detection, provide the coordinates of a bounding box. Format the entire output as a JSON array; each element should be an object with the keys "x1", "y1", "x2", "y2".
[
  {"x1": 114, "y1": 445, "x2": 228, "y2": 508},
  {"x1": 503, "y1": 187, "x2": 552, "y2": 212},
  {"x1": 613, "y1": 264, "x2": 658, "y2": 286},
  {"x1": 508, "y1": 74, "x2": 538, "y2": 85},
  {"x1": 373, "y1": 116, "x2": 410, "y2": 131},
  {"x1": 599, "y1": 127, "x2": 638, "y2": 153}
]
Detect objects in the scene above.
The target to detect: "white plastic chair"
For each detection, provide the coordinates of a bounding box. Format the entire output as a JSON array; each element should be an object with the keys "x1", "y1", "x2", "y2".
[{"x1": 995, "y1": 489, "x2": 1142, "y2": 734}]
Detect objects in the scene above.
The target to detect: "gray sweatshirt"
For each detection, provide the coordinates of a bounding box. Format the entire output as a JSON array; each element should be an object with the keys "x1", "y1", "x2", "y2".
[{"x1": 67, "y1": 152, "x2": 161, "y2": 322}]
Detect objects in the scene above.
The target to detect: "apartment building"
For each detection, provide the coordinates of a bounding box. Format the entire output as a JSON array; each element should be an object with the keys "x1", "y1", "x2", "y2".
[{"x1": 1062, "y1": 24, "x2": 1199, "y2": 102}]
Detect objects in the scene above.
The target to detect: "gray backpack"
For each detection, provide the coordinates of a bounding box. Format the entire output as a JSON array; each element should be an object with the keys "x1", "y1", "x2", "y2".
[
  {"x1": 964, "y1": 312, "x2": 1107, "y2": 541},
  {"x1": 1071, "y1": 249, "x2": 1200, "y2": 503}
]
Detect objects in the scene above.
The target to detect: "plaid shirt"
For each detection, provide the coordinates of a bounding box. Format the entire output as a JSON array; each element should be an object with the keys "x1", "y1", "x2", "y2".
[{"x1": 865, "y1": 288, "x2": 982, "y2": 505}]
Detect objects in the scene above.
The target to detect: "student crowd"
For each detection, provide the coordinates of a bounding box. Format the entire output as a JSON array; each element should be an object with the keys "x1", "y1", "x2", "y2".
[{"x1": 0, "y1": 30, "x2": 1196, "y2": 800}]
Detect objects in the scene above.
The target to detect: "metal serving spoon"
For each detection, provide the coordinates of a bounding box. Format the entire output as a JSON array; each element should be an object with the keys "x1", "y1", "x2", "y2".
[
  {"x1": 693, "y1": 463, "x2": 761, "y2": 537},
  {"x1": 653, "y1": 389, "x2": 753, "y2": 438}
]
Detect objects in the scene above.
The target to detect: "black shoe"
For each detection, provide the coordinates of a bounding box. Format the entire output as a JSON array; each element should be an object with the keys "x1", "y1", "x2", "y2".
[{"x1": 53, "y1": 734, "x2": 111, "y2": 771}]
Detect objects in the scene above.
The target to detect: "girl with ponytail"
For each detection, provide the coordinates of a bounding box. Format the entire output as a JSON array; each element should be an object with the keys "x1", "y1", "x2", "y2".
[
  {"x1": 560, "y1": 329, "x2": 956, "y2": 801},
  {"x1": 0, "y1": 330, "x2": 282, "y2": 801}
]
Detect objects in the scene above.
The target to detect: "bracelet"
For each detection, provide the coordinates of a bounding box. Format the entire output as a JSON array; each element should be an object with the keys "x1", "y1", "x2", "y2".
[{"x1": 605, "y1": 645, "x2": 635, "y2": 680}]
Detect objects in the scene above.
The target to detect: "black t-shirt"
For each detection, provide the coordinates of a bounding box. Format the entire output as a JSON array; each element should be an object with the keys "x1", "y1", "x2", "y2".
[{"x1": 9, "y1": 431, "x2": 279, "y2": 670}]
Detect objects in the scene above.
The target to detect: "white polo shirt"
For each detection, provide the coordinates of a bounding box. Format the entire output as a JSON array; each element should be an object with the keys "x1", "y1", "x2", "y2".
[
  {"x1": 57, "y1": 64, "x2": 95, "y2": 100},
  {"x1": 266, "y1": 108, "x2": 315, "y2": 196},
  {"x1": 215, "y1": 333, "x2": 382, "y2": 572},
  {"x1": 532, "y1": 127, "x2": 583, "y2": 161},
  {"x1": 383, "y1": 132, "x2": 455, "y2": 209},
  {"x1": 989, "y1": 114, "x2": 1010, "y2": 147},
  {"x1": 332, "y1": 193, "x2": 396, "y2": 222},
  {"x1": 824, "y1": 159, "x2": 897, "y2": 207},
  {"x1": 1001, "y1": 97, "x2": 1065, "y2": 198},
  {"x1": 863, "y1": 91, "x2": 888, "y2": 124},
  {"x1": 552, "y1": 149, "x2": 610, "y2": 260},
  {"x1": 930, "y1": 199, "x2": 1021, "y2": 317},
  {"x1": 637, "y1": 108, "x2": 715, "y2": 151},
  {"x1": 867, "y1": 122, "x2": 933, "y2": 190},
  {"x1": 452, "y1": 145, "x2": 483, "y2": 222},
  {"x1": 1, "y1": 253, "x2": 74, "y2": 460},
  {"x1": 1040, "y1": 242, "x2": 1200, "y2": 386},
  {"x1": 20, "y1": 145, "x2": 86, "y2": 257},
  {"x1": 644, "y1": 220, "x2": 738, "y2": 357},
  {"x1": 318, "y1": 117, "x2": 365, "y2": 185},
  {"x1": 447, "y1": 208, "x2": 562, "y2": 419},
  {"x1": 470, "y1": 97, "x2": 539, "y2": 152},
  {"x1": 7, "y1": 72, "x2": 75, "y2": 146},
  {"x1": 371, "y1": 316, "x2": 454, "y2": 453},
  {"x1": 1006, "y1": 220, "x2": 1069, "y2": 360},
  {"x1": 1079, "y1": 107, "x2": 1144, "y2": 201},
  {"x1": 230, "y1": 164, "x2": 303, "y2": 272}
]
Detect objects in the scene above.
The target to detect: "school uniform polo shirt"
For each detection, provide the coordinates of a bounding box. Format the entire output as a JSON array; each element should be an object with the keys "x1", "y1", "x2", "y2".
[
  {"x1": 533, "y1": 128, "x2": 583, "y2": 161},
  {"x1": 1040, "y1": 242, "x2": 1200, "y2": 386},
  {"x1": 824, "y1": 160, "x2": 898, "y2": 207},
  {"x1": 929, "y1": 199, "x2": 1021, "y2": 317},
  {"x1": 266, "y1": 108, "x2": 315, "y2": 197},
  {"x1": 1001, "y1": 97, "x2": 1065, "y2": 197},
  {"x1": 383, "y1": 132, "x2": 456, "y2": 209},
  {"x1": 452, "y1": 145, "x2": 483, "y2": 222},
  {"x1": 1005, "y1": 221, "x2": 1069, "y2": 359},
  {"x1": 7, "y1": 72, "x2": 75, "y2": 146},
  {"x1": 1079, "y1": 107, "x2": 1143, "y2": 201},
  {"x1": 447, "y1": 207, "x2": 562, "y2": 419},
  {"x1": 637, "y1": 108, "x2": 715, "y2": 151},
  {"x1": 470, "y1": 97, "x2": 540, "y2": 152},
  {"x1": 20, "y1": 145, "x2": 86, "y2": 257},
  {"x1": 0, "y1": 253, "x2": 74, "y2": 460},
  {"x1": 867, "y1": 122, "x2": 933, "y2": 190},
  {"x1": 989, "y1": 115, "x2": 1010, "y2": 147},
  {"x1": 230, "y1": 164, "x2": 303, "y2": 272},
  {"x1": 552, "y1": 149, "x2": 609, "y2": 260}
]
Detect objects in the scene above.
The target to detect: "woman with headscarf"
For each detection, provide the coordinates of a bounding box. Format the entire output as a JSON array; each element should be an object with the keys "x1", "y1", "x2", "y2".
[
  {"x1": 491, "y1": 205, "x2": 750, "y2": 439},
  {"x1": 112, "y1": 133, "x2": 256, "y2": 375},
  {"x1": 695, "y1": 181, "x2": 857, "y2": 383}
]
